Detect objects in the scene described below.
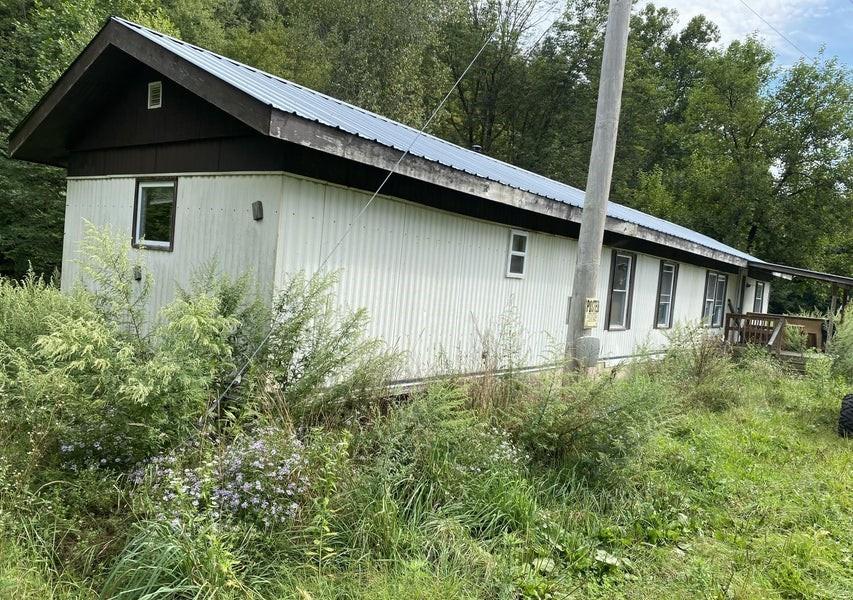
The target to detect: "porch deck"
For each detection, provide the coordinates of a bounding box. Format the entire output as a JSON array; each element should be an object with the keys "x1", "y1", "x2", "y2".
[{"x1": 724, "y1": 312, "x2": 827, "y2": 356}]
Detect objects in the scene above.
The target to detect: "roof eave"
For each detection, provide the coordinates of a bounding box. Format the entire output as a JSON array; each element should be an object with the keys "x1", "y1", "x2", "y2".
[
  {"x1": 9, "y1": 17, "x2": 752, "y2": 268},
  {"x1": 748, "y1": 261, "x2": 853, "y2": 288},
  {"x1": 9, "y1": 17, "x2": 272, "y2": 164},
  {"x1": 8, "y1": 18, "x2": 119, "y2": 161},
  {"x1": 270, "y1": 109, "x2": 750, "y2": 268}
]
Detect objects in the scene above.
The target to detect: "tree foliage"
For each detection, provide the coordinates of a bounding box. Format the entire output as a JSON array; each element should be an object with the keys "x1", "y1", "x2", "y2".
[{"x1": 1, "y1": 0, "x2": 850, "y2": 311}]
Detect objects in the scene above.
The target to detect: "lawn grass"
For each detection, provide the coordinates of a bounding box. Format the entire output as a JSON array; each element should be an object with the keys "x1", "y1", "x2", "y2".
[
  {"x1": 602, "y1": 388, "x2": 852, "y2": 599},
  {"x1": 1, "y1": 362, "x2": 850, "y2": 599}
]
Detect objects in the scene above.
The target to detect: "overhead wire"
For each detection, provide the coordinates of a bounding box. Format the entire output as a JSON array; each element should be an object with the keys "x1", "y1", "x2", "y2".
[
  {"x1": 210, "y1": 22, "x2": 502, "y2": 411},
  {"x1": 735, "y1": 0, "x2": 813, "y2": 60}
]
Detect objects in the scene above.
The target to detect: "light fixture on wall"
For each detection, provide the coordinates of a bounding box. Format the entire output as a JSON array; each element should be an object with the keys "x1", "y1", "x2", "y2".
[{"x1": 252, "y1": 201, "x2": 263, "y2": 221}]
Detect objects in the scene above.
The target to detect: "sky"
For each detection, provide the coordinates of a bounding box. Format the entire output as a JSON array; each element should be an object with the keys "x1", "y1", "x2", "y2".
[{"x1": 653, "y1": 0, "x2": 852, "y2": 67}]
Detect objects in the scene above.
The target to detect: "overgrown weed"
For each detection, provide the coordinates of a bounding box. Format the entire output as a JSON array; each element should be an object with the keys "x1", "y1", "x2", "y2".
[{"x1": 1, "y1": 227, "x2": 851, "y2": 598}]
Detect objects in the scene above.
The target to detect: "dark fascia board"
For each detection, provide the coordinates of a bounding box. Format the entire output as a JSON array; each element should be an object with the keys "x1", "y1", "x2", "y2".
[
  {"x1": 10, "y1": 17, "x2": 749, "y2": 269},
  {"x1": 270, "y1": 109, "x2": 749, "y2": 268},
  {"x1": 748, "y1": 261, "x2": 853, "y2": 289},
  {"x1": 8, "y1": 18, "x2": 272, "y2": 163}
]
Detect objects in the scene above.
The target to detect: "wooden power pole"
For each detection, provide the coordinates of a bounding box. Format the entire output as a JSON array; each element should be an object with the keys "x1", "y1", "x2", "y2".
[{"x1": 565, "y1": 0, "x2": 632, "y2": 369}]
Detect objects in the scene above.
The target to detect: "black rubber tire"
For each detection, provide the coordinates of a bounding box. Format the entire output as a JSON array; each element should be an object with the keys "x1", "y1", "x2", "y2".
[{"x1": 840, "y1": 394, "x2": 853, "y2": 438}]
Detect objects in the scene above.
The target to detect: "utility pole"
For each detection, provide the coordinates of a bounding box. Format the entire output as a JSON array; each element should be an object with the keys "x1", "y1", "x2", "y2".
[{"x1": 565, "y1": 0, "x2": 632, "y2": 369}]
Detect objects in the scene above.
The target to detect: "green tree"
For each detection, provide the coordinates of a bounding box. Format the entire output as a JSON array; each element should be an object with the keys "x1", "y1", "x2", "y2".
[
  {"x1": 436, "y1": 0, "x2": 542, "y2": 154},
  {"x1": 0, "y1": 0, "x2": 173, "y2": 278},
  {"x1": 1, "y1": 0, "x2": 849, "y2": 315}
]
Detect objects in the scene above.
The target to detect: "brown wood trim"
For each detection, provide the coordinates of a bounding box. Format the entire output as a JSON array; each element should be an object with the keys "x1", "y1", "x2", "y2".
[
  {"x1": 605, "y1": 249, "x2": 637, "y2": 331},
  {"x1": 131, "y1": 176, "x2": 178, "y2": 252},
  {"x1": 653, "y1": 261, "x2": 679, "y2": 330},
  {"x1": 9, "y1": 18, "x2": 271, "y2": 163}
]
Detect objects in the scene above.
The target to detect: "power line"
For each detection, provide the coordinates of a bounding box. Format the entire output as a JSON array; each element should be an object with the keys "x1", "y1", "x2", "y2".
[
  {"x1": 210, "y1": 25, "x2": 500, "y2": 411},
  {"x1": 318, "y1": 28, "x2": 494, "y2": 270},
  {"x1": 524, "y1": 2, "x2": 564, "y2": 58},
  {"x1": 736, "y1": 0, "x2": 812, "y2": 60}
]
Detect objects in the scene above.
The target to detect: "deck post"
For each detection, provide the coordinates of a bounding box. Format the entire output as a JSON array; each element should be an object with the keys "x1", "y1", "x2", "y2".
[{"x1": 828, "y1": 284, "x2": 838, "y2": 345}]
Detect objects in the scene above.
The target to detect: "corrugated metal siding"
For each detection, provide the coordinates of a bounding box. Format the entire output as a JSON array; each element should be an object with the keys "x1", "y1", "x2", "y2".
[
  {"x1": 64, "y1": 173, "x2": 750, "y2": 379},
  {"x1": 276, "y1": 175, "x2": 574, "y2": 377},
  {"x1": 275, "y1": 174, "x2": 741, "y2": 378},
  {"x1": 61, "y1": 178, "x2": 134, "y2": 292},
  {"x1": 62, "y1": 175, "x2": 283, "y2": 322},
  {"x1": 114, "y1": 17, "x2": 760, "y2": 265},
  {"x1": 591, "y1": 254, "x2": 736, "y2": 361}
]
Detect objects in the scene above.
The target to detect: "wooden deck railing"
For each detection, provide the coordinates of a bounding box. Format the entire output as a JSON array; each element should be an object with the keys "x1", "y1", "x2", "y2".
[
  {"x1": 725, "y1": 313, "x2": 786, "y2": 356},
  {"x1": 726, "y1": 312, "x2": 827, "y2": 354}
]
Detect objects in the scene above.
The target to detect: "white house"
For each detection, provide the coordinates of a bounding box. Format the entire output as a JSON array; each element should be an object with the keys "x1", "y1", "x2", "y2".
[{"x1": 15, "y1": 17, "x2": 831, "y2": 382}]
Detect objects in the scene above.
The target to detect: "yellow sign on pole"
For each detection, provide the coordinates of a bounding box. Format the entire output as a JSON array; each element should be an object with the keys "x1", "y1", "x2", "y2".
[{"x1": 583, "y1": 298, "x2": 600, "y2": 329}]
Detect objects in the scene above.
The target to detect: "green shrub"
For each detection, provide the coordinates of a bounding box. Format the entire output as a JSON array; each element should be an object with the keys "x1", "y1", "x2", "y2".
[
  {"x1": 176, "y1": 263, "x2": 270, "y2": 382},
  {"x1": 75, "y1": 223, "x2": 152, "y2": 341},
  {"x1": 0, "y1": 228, "x2": 241, "y2": 475},
  {"x1": 345, "y1": 384, "x2": 537, "y2": 551},
  {"x1": 132, "y1": 427, "x2": 309, "y2": 529},
  {"x1": 659, "y1": 324, "x2": 741, "y2": 411},
  {"x1": 0, "y1": 272, "x2": 90, "y2": 351},
  {"x1": 504, "y1": 369, "x2": 671, "y2": 478},
  {"x1": 783, "y1": 324, "x2": 809, "y2": 353},
  {"x1": 250, "y1": 270, "x2": 399, "y2": 426},
  {"x1": 661, "y1": 324, "x2": 732, "y2": 386},
  {"x1": 0, "y1": 293, "x2": 237, "y2": 473},
  {"x1": 828, "y1": 306, "x2": 853, "y2": 383}
]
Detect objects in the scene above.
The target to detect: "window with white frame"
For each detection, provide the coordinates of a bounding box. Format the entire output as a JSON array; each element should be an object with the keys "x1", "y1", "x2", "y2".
[
  {"x1": 133, "y1": 179, "x2": 176, "y2": 250},
  {"x1": 606, "y1": 250, "x2": 635, "y2": 330},
  {"x1": 506, "y1": 230, "x2": 528, "y2": 277},
  {"x1": 702, "y1": 271, "x2": 728, "y2": 327},
  {"x1": 655, "y1": 261, "x2": 678, "y2": 328},
  {"x1": 752, "y1": 281, "x2": 765, "y2": 313}
]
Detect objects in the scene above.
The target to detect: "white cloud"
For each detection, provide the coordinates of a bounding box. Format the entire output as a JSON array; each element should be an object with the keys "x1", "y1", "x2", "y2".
[{"x1": 651, "y1": 0, "x2": 827, "y2": 60}]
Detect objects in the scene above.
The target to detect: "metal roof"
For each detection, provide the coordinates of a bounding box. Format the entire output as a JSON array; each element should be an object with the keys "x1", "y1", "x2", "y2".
[
  {"x1": 748, "y1": 261, "x2": 853, "y2": 288},
  {"x1": 115, "y1": 17, "x2": 760, "y2": 264}
]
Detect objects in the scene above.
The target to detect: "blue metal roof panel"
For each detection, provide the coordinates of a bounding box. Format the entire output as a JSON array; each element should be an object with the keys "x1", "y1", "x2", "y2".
[{"x1": 115, "y1": 17, "x2": 758, "y2": 263}]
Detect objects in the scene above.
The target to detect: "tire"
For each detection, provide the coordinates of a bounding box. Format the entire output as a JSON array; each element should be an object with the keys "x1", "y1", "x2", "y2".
[{"x1": 840, "y1": 394, "x2": 853, "y2": 438}]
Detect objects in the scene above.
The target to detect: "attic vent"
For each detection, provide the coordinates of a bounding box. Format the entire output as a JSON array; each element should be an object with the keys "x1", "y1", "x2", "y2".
[{"x1": 147, "y1": 81, "x2": 162, "y2": 109}]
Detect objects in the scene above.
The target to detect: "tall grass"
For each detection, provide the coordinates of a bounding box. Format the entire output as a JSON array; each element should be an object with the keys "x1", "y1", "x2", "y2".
[
  {"x1": 828, "y1": 306, "x2": 853, "y2": 382},
  {"x1": 100, "y1": 520, "x2": 269, "y2": 600},
  {"x1": 1, "y1": 228, "x2": 851, "y2": 599}
]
